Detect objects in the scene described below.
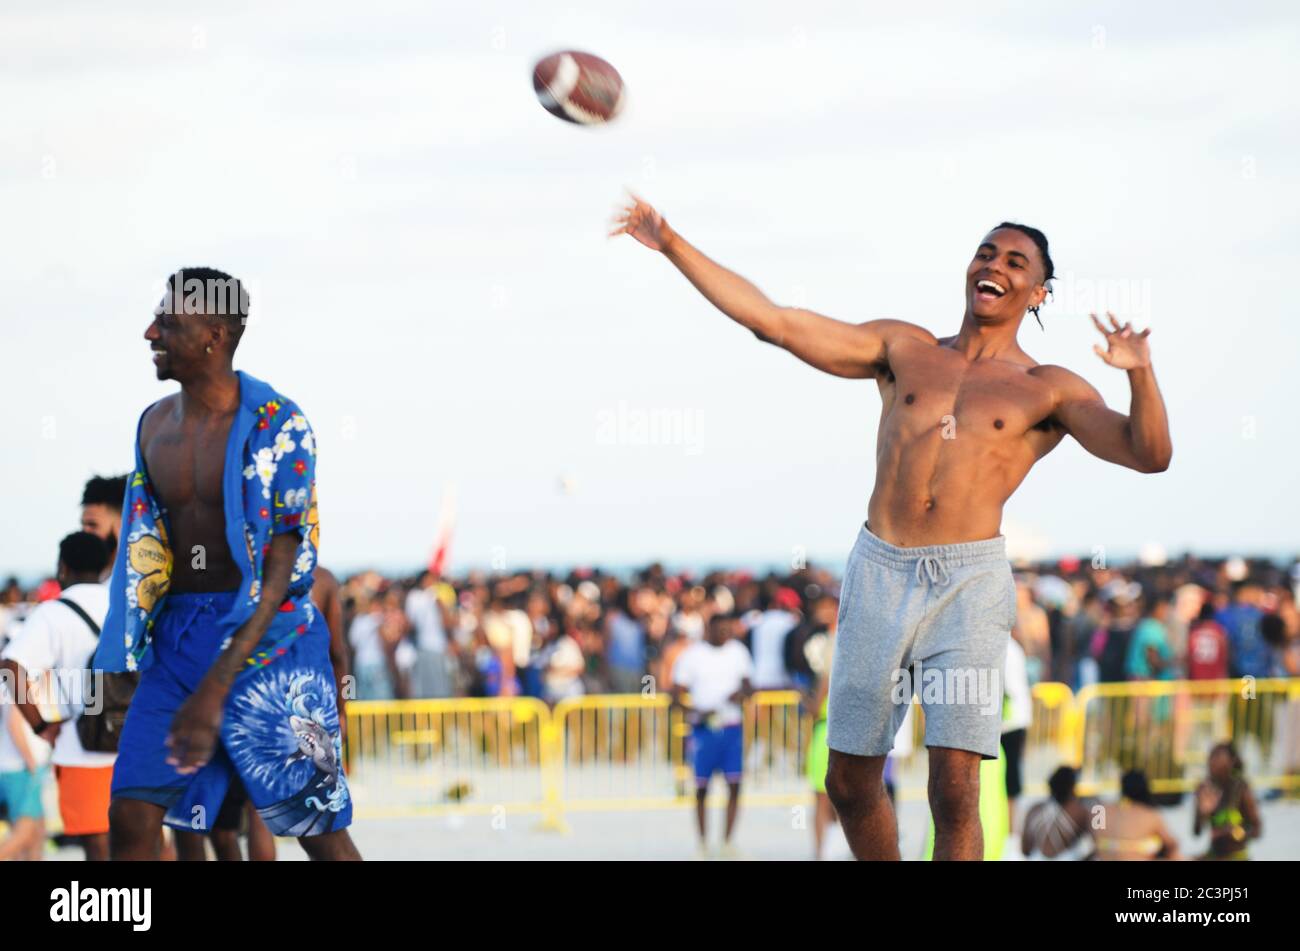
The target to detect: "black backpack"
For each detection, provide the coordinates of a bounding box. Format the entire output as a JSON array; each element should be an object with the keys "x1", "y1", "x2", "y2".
[
  {"x1": 56, "y1": 598, "x2": 139, "y2": 754},
  {"x1": 1097, "y1": 622, "x2": 1134, "y2": 683}
]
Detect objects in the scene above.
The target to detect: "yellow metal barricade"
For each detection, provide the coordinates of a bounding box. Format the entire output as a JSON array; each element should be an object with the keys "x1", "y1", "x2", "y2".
[
  {"x1": 343, "y1": 696, "x2": 550, "y2": 818},
  {"x1": 551, "y1": 693, "x2": 681, "y2": 811},
  {"x1": 549, "y1": 691, "x2": 812, "y2": 811},
  {"x1": 1029, "y1": 681, "x2": 1077, "y2": 760},
  {"x1": 1020, "y1": 682, "x2": 1078, "y2": 797},
  {"x1": 743, "y1": 691, "x2": 814, "y2": 804},
  {"x1": 1073, "y1": 678, "x2": 1300, "y2": 796},
  {"x1": 340, "y1": 679, "x2": 1300, "y2": 820},
  {"x1": 876, "y1": 682, "x2": 1078, "y2": 801}
]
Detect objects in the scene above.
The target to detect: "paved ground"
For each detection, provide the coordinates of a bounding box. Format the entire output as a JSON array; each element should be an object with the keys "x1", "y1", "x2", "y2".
[
  {"x1": 32, "y1": 796, "x2": 1299, "y2": 861},
  {"x1": 332, "y1": 797, "x2": 1300, "y2": 861}
]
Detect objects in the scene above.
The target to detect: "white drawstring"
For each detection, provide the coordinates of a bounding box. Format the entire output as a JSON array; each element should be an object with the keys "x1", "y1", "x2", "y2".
[{"x1": 915, "y1": 554, "x2": 950, "y2": 586}]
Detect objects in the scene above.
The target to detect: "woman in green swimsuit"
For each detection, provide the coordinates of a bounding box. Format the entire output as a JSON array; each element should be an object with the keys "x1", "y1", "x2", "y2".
[{"x1": 1193, "y1": 742, "x2": 1262, "y2": 860}]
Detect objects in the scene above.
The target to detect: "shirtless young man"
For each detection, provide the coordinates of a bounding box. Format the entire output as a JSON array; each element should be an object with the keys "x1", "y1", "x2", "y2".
[
  {"x1": 96, "y1": 268, "x2": 359, "y2": 860},
  {"x1": 612, "y1": 196, "x2": 1171, "y2": 860}
]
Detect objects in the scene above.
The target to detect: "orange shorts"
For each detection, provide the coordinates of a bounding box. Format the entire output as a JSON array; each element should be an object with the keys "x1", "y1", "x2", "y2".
[{"x1": 55, "y1": 765, "x2": 114, "y2": 836}]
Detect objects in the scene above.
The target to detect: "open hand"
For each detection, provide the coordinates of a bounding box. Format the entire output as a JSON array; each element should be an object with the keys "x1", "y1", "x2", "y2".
[
  {"x1": 166, "y1": 681, "x2": 225, "y2": 774},
  {"x1": 1090, "y1": 312, "x2": 1152, "y2": 370},
  {"x1": 609, "y1": 191, "x2": 674, "y2": 251}
]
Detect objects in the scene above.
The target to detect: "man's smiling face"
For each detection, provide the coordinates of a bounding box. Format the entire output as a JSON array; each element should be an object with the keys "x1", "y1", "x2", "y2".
[
  {"x1": 143, "y1": 285, "x2": 215, "y2": 381},
  {"x1": 966, "y1": 227, "x2": 1048, "y2": 323}
]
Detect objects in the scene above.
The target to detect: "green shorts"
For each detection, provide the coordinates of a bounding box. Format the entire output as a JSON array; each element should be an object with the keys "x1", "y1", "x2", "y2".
[{"x1": 807, "y1": 719, "x2": 829, "y2": 793}]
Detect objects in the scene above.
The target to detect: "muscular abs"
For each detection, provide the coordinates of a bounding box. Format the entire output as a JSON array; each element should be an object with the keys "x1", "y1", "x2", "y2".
[
  {"x1": 140, "y1": 396, "x2": 243, "y2": 593},
  {"x1": 867, "y1": 336, "x2": 1066, "y2": 547}
]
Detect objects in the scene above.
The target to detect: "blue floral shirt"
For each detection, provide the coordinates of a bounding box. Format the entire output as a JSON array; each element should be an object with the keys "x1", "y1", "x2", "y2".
[{"x1": 95, "y1": 371, "x2": 322, "y2": 676}]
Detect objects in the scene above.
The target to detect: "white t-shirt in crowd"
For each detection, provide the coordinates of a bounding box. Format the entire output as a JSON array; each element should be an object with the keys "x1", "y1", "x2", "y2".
[
  {"x1": 747, "y1": 609, "x2": 798, "y2": 688},
  {"x1": 405, "y1": 587, "x2": 448, "y2": 653},
  {"x1": 1002, "y1": 637, "x2": 1034, "y2": 734},
  {"x1": 1, "y1": 583, "x2": 115, "y2": 768},
  {"x1": 504, "y1": 609, "x2": 533, "y2": 668},
  {"x1": 544, "y1": 635, "x2": 585, "y2": 698},
  {"x1": 0, "y1": 602, "x2": 33, "y2": 654},
  {"x1": 673, "y1": 639, "x2": 754, "y2": 727},
  {"x1": 348, "y1": 613, "x2": 385, "y2": 668},
  {"x1": 673, "y1": 611, "x2": 705, "y2": 642}
]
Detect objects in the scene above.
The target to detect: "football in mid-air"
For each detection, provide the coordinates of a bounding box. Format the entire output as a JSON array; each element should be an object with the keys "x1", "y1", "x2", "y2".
[{"x1": 532, "y1": 50, "x2": 625, "y2": 125}]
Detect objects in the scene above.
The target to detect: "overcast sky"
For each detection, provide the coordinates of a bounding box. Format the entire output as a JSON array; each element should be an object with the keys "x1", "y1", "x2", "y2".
[{"x1": 3, "y1": 1, "x2": 1298, "y2": 578}]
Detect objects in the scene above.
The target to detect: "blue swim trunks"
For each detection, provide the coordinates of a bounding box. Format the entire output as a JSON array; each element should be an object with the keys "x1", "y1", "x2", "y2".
[
  {"x1": 111, "y1": 591, "x2": 352, "y2": 837},
  {"x1": 690, "y1": 723, "x2": 743, "y2": 788},
  {"x1": 0, "y1": 765, "x2": 47, "y2": 820}
]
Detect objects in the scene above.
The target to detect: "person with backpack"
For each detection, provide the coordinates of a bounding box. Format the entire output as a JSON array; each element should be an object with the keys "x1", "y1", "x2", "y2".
[
  {"x1": 1217, "y1": 582, "x2": 1273, "y2": 679},
  {"x1": 0, "y1": 532, "x2": 115, "y2": 860},
  {"x1": 1092, "y1": 586, "x2": 1141, "y2": 683}
]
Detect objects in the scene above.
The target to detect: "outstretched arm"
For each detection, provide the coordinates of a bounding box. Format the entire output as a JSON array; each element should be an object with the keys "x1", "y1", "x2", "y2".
[
  {"x1": 1044, "y1": 312, "x2": 1172, "y2": 474},
  {"x1": 610, "y1": 194, "x2": 928, "y2": 378}
]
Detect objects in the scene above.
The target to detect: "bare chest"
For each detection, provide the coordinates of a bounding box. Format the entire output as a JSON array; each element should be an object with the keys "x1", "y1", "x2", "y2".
[
  {"x1": 141, "y1": 410, "x2": 236, "y2": 515},
  {"x1": 881, "y1": 346, "x2": 1057, "y2": 443}
]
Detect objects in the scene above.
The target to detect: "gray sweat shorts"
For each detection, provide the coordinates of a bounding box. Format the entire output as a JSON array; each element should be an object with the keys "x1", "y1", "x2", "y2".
[{"x1": 827, "y1": 523, "x2": 1016, "y2": 760}]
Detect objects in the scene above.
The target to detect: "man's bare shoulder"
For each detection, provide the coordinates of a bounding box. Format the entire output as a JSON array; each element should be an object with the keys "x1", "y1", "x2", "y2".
[
  {"x1": 313, "y1": 566, "x2": 339, "y2": 594},
  {"x1": 139, "y1": 394, "x2": 177, "y2": 438},
  {"x1": 1029, "y1": 363, "x2": 1102, "y2": 401},
  {"x1": 868, "y1": 319, "x2": 939, "y2": 347}
]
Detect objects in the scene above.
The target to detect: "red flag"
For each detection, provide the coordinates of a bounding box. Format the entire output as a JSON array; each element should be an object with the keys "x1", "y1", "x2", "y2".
[{"x1": 428, "y1": 483, "x2": 457, "y2": 577}]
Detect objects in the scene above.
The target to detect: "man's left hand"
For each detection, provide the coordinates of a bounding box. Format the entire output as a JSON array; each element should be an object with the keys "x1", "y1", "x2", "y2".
[
  {"x1": 1090, "y1": 311, "x2": 1152, "y2": 370},
  {"x1": 166, "y1": 680, "x2": 227, "y2": 774}
]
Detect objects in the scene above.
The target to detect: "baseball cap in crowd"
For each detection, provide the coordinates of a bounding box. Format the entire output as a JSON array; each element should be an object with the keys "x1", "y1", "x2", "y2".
[
  {"x1": 774, "y1": 587, "x2": 802, "y2": 612},
  {"x1": 1103, "y1": 580, "x2": 1143, "y2": 605},
  {"x1": 34, "y1": 579, "x2": 62, "y2": 602},
  {"x1": 711, "y1": 585, "x2": 735, "y2": 615}
]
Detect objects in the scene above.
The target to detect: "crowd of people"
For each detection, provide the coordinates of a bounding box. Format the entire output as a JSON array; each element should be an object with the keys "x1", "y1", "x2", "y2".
[
  {"x1": 331, "y1": 550, "x2": 1300, "y2": 706},
  {"x1": 1, "y1": 471, "x2": 1297, "y2": 861},
  {"x1": 4, "y1": 486, "x2": 1295, "y2": 711}
]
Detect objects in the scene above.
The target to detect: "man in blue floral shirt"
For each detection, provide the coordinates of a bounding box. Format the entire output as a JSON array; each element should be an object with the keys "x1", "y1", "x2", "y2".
[{"x1": 96, "y1": 268, "x2": 358, "y2": 860}]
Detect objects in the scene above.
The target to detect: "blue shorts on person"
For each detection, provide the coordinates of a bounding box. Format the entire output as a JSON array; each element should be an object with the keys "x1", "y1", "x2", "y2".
[
  {"x1": 0, "y1": 765, "x2": 47, "y2": 821},
  {"x1": 111, "y1": 591, "x2": 351, "y2": 838},
  {"x1": 691, "y1": 723, "x2": 743, "y2": 788}
]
